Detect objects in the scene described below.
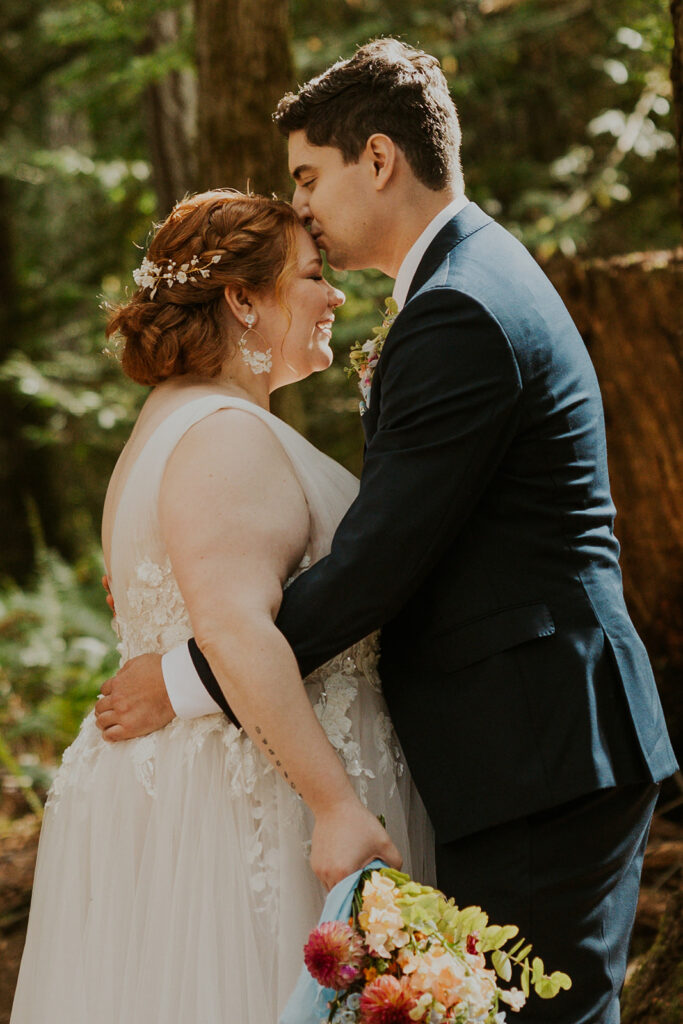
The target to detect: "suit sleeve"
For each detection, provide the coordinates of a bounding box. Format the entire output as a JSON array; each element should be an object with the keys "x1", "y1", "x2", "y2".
[{"x1": 275, "y1": 287, "x2": 523, "y2": 677}]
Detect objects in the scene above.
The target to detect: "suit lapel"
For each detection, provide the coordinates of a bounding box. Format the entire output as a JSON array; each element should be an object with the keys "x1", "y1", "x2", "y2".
[
  {"x1": 360, "y1": 409, "x2": 371, "y2": 445},
  {"x1": 406, "y1": 202, "x2": 492, "y2": 303},
  {"x1": 361, "y1": 203, "x2": 492, "y2": 448},
  {"x1": 361, "y1": 395, "x2": 378, "y2": 444}
]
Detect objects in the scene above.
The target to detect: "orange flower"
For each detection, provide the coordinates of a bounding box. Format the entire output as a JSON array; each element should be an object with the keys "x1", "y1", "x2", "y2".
[
  {"x1": 400, "y1": 945, "x2": 466, "y2": 1010},
  {"x1": 359, "y1": 975, "x2": 418, "y2": 1023}
]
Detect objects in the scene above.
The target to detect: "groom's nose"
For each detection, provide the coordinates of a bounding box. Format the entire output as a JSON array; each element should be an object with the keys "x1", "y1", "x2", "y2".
[{"x1": 292, "y1": 186, "x2": 311, "y2": 225}]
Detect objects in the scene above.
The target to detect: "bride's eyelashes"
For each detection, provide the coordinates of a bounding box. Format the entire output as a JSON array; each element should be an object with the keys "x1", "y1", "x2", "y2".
[{"x1": 254, "y1": 725, "x2": 301, "y2": 795}]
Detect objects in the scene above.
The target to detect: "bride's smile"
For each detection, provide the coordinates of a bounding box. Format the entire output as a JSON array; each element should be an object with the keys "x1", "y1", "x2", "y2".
[{"x1": 269, "y1": 226, "x2": 345, "y2": 383}]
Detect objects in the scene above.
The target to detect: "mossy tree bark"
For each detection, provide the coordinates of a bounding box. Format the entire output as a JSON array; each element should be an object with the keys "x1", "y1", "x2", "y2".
[
  {"x1": 621, "y1": 886, "x2": 683, "y2": 1024},
  {"x1": 141, "y1": 9, "x2": 198, "y2": 216},
  {"x1": 194, "y1": 0, "x2": 294, "y2": 197},
  {"x1": 549, "y1": 251, "x2": 683, "y2": 754},
  {"x1": 0, "y1": 180, "x2": 39, "y2": 581},
  {"x1": 671, "y1": 0, "x2": 683, "y2": 227},
  {"x1": 193, "y1": 0, "x2": 304, "y2": 428},
  {"x1": 0, "y1": 3, "x2": 85, "y2": 580}
]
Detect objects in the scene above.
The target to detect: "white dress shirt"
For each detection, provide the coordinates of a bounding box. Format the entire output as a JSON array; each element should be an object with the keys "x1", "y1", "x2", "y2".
[
  {"x1": 162, "y1": 642, "x2": 221, "y2": 718},
  {"x1": 392, "y1": 194, "x2": 469, "y2": 310},
  {"x1": 162, "y1": 193, "x2": 470, "y2": 718}
]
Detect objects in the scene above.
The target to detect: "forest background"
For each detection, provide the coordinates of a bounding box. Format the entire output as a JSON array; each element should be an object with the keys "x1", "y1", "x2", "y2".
[{"x1": 0, "y1": 1, "x2": 681, "y2": 1005}]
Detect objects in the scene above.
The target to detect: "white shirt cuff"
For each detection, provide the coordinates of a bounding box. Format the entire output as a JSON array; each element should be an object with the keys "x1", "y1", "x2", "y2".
[{"x1": 161, "y1": 643, "x2": 223, "y2": 719}]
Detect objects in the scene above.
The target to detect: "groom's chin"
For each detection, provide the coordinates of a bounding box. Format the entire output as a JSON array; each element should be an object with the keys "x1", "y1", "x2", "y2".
[
  {"x1": 322, "y1": 246, "x2": 351, "y2": 272},
  {"x1": 325, "y1": 246, "x2": 374, "y2": 273}
]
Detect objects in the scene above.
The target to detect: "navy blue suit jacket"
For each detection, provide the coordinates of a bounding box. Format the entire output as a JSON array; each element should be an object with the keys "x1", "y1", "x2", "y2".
[{"x1": 201, "y1": 203, "x2": 678, "y2": 841}]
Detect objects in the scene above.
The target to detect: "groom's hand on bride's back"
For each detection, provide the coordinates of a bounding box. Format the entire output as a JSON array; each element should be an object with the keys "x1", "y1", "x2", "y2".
[
  {"x1": 101, "y1": 574, "x2": 116, "y2": 618},
  {"x1": 96, "y1": 575, "x2": 175, "y2": 740},
  {"x1": 95, "y1": 654, "x2": 175, "y2": 741},
  {"x1": 311, "y1": 796, "x2": 402, "y2": 891}
]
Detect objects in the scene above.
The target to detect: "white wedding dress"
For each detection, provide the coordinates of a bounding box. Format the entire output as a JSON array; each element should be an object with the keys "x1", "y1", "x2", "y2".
[{"x1": 11, "y1": 394, "x2": 434, "y2": 1024}]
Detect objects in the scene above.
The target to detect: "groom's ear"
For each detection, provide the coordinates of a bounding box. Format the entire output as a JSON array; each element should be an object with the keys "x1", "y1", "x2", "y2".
[{"x1": 364, "y1": 134, "x2": 397, "y2": 192}]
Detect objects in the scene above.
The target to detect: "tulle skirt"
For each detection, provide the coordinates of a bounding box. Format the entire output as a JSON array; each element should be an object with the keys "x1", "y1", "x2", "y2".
[{"x1": 11, "y1": 680, "x2": 433, "y2": 1024}]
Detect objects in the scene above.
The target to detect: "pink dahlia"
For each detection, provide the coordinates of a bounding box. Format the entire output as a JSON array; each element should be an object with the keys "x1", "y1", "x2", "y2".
[
  {"x1": 359, "y1": 975, "x2": 418, "y2": 1024},
  {"x1": 304, "y1": 921, "x2": 365, "y2": 989}
]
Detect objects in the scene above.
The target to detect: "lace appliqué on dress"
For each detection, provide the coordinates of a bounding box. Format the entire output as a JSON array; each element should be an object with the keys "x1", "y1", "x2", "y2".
[
  {"x1": 373, "y1": 713, "x2": 405, "y2": 798},
  {"x1": 309, "y1": 632, "x2": 403, "y2": 806},
  {"x1": 117, "y1": 556, "x2": 191, "y2": 663},
  {"x1": 46, "y1": 713, "x2": 102, "y2": 812}
]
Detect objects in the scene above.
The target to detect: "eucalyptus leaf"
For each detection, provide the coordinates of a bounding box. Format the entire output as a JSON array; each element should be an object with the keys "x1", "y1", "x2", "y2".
[
  {"x1": 531, "y1": 957, "x2": 545, "y2": 985},
  {"x1": 491, "y1": 950, "x2": 512, "y2": 982}
]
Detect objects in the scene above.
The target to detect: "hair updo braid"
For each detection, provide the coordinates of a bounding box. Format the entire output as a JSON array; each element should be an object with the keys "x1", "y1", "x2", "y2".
[{"x1": 106, "y1": 189, "x2": 301, "y2": 386}]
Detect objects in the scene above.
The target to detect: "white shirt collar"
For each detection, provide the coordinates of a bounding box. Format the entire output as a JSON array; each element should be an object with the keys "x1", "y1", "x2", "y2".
[{"x1": 392, "y1": 195, "x2": 469, "y2": 311}]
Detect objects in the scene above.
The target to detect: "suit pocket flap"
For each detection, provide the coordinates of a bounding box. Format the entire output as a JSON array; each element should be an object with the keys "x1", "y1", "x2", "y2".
[{"x1": 434, "y1": 602, "x2": 555, "y2": 672}]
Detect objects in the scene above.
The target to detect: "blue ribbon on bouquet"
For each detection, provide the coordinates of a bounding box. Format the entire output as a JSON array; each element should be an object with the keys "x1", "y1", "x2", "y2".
[{"x1": 279, "y1": 859, "x2": 388, "y2": 1024}]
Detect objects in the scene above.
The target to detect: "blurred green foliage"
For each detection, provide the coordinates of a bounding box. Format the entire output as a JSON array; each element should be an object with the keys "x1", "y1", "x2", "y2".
[
  {"x1": 0, "y1": 517, "x2": 118, "y2": 814},
  {"x1": 0, "y1": 0, "x2": 678, "y2": 808}
]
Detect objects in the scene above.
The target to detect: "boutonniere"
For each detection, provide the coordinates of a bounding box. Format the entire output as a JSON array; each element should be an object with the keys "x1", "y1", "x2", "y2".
[{"x1": 345, "y1": 296, "x2": 399, "y2": 414}]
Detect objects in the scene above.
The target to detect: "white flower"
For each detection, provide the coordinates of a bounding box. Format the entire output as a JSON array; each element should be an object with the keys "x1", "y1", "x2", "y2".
[
  {"x1": 132, "y1": 256, "x2": 160, "y2": 290},
  {"x1": 248, "y1": 350, "x2": 272, "y2": 373},
  {"x1": 132, "y1": 251, "x2": 222, "y2": 293},
  {"x1": 358, "y1": 872, "x2": 410, "y2": 957},
  {"x1": 500, "y1": 987, "x2": 526, "y2": 1012},
  {"x1": 427, "y1": 1010, "x2": 445, "y2": 1024}
]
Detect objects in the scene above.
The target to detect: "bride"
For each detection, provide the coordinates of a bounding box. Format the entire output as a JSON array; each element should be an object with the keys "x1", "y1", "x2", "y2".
[{"x1": 10, "y1": 189, "x2": 433, "y2": 1024}]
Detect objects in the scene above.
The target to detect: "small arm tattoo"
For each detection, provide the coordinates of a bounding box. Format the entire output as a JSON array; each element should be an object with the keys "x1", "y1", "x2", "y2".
[{"x1": 253, "y1": 726, "x2": 300, "y2": 795}]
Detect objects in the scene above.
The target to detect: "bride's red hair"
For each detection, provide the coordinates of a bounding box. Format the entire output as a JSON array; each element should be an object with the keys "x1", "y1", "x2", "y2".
[{"x1": 106, "y1": 190, "x2": 300, "y2": 386}]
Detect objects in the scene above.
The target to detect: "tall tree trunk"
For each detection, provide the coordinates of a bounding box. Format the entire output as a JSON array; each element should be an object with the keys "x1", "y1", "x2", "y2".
[
  {"x1": 194, "y1": 0, "x2": 293, "y2": 196},
  {"x1": 549, "y1": 251, "x2": 683, "y2": 754},
  {"x1": 0, "y1": 5, "x2": 86, "y2": 580},
  {"x1": 193, "y1": 0, "x2": 304, "y2": 428},
  {"x1": 672, "y1": 0, "x2": 683, "y2": 228},
  {"x1": 0, "y1": 178, "x2": 45, "y2": 581},
  {"x1": 142, "y1": 9, "x2": 198, "y2": 216}
]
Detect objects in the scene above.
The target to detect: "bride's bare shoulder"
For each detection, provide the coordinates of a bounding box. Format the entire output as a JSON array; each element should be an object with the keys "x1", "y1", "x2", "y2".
[
  {"x1": 162, "y1": 402, "x2": 297, "y2": 492},
  {"x1": 102, "y1": 381, "x2": 239, "y2": 563},
  {"x1": 159, "y1": 402, "x2": 310, "y2": 589}
]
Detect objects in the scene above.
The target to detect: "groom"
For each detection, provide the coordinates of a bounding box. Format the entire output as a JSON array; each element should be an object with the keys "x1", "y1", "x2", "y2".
[{"x1": 98, "y1": 39, "x2": 677, "y2": 1022}]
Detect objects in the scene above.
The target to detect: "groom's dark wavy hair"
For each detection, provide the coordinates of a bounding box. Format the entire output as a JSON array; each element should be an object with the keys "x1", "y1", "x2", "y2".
[{"x1": 274, "y1": 38, "x2": 464, "y2": 192}]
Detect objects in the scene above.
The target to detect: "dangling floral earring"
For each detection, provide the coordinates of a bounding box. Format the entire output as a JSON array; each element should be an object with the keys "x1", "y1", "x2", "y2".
[{"x1": 238, "y1": 313, "x2": 272, "y2": 375}]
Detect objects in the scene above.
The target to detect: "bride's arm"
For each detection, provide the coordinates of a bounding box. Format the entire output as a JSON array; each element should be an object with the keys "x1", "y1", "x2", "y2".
[{"x1": 160, "y1": 409, "x2": 400, "y2": 888}]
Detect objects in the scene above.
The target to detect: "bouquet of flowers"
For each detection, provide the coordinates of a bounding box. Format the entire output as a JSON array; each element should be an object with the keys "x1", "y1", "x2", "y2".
[{"x1": 302, "y1": 866, "x2": 571, "y2": 1024}]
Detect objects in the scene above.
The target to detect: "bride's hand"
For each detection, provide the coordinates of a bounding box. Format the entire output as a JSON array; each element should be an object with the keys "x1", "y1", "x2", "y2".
[{"x1": 310, "y1": 795, "x2": 402, "y2": 891}]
